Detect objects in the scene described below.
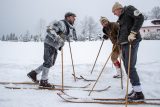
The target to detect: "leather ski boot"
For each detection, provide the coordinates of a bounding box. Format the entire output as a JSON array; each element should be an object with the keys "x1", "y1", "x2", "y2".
[
  {"x1": 39, "y1": 80, "x2": 55, "y2": 88},
  {"x1": 27, "y1": 70, "x2": 39, "y2": 83}
]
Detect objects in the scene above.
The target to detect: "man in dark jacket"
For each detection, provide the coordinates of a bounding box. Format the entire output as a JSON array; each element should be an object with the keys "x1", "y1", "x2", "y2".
[
  {"x1": 100, "y1": 17, "x2": 123, "y2": 78},
  {"x1": 27, "y1": 12, "x2": 77, "y2": 88},
  {"x1": 112, "y1": 2, "x2": 144, "y2": 101}
]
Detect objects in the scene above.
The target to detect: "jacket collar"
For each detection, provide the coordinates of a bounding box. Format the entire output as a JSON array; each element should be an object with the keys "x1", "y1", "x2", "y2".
[{"x1": 119, "y1": 6, "x2": 127, "y2": 19}]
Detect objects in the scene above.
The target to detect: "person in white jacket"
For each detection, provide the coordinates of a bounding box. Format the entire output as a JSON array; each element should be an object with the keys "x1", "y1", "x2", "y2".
[{"x1": 27, "y1": 12, "x2": 77, "y2": 88}]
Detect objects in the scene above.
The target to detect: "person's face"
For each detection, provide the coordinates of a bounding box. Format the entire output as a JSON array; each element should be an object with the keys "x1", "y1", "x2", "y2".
[
  {"x1": 101, "y1": 21, "x2": 108, "y2": 27},
  {"x1": 113, "y1": 8, "x2": 122, "y2": 17},
  {"x1": 67, "y1": 16, "x2": 76, "y2": 25}
]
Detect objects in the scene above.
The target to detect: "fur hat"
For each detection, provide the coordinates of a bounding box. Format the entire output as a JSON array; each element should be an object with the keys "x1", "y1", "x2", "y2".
[
  {"x1": 100, "y1": 17, "x2": 109, "y2": 23},
  {"x1": 112, "y1": 2, "x2": 123, "y2": 12}
]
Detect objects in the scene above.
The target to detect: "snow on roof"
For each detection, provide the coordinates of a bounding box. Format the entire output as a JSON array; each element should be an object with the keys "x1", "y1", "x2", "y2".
[{"x1": 142, "y1": 19, "x2": 160, "y2": 27}]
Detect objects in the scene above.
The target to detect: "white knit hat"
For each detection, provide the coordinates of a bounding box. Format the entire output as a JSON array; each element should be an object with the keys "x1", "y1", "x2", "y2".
[{"x1": 112, "y1": 2, "x2": 123, "y2": 12}]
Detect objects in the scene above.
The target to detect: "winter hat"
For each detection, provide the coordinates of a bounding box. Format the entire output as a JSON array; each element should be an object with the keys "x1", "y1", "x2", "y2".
[
  {"x1": 112, "y1": 2, "x2": 123, "y2": 12},
  {"x1": 100, "y1": 17, "x2": 109, "y2": 23}
]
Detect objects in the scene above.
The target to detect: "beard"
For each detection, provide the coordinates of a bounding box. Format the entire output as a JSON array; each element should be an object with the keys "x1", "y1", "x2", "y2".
[{"x1": 68, "y1": 20, "x2": 74, "y2": 25}]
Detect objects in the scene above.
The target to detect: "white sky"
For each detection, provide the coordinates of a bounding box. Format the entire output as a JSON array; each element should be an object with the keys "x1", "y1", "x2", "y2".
[{"x1": 0, "y1": 0, "x2": 160, "y2": 36}]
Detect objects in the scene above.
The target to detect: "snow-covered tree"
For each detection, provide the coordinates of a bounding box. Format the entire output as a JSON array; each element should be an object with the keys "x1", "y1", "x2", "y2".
[
  {"x1": 87, "y1": 17, "x2": 99, "y2": 41},
  {"x1": 1, "y1": 35, "x2": 6, "y2": 41},
  {"x1": 143, "y1": 32, "x2": 160, "y2": 40},
  {"x1": 142, "y1": 12, "x2": 148, "y2": 20},
  {"x1": 23, "y1": 30, "x2": 31, "y2": 42},
  {"x1": 37, "y1": 18, "x2": 46, "y2": 41},
  {"x1": 78, "y1": 16, "x2": 100, "y2": 41}
]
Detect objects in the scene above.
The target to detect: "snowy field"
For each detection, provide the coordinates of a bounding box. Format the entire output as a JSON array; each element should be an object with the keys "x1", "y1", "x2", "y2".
[{"x1": 0, "y1": 40, "x2": 160, "y2": 107}]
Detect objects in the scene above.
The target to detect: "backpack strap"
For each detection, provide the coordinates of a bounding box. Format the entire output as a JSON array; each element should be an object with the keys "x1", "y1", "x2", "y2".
[{"x1": 61, "y1": 20, "x2": 70, "y2": 35}]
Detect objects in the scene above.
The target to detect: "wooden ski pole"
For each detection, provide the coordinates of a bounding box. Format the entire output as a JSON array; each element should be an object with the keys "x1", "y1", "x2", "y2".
[
  {"x1": 119, "y1": 49, "x2": 123, "y2": 90},
  {"x1": 91, "y1": 39, "x2": 104, "y2": 74},
  {"x1": 88, "y1": 45, "x2": 116, "y2": 96},
  {"x1": 68, "y1": 41, "x2": 76, "y2": 82},
  {"x1": 125, "y1": 44, "x2": 132, "y2": 107},
  {"x1": 61, "y1": 48, "x2": 64, "y2": 91}
]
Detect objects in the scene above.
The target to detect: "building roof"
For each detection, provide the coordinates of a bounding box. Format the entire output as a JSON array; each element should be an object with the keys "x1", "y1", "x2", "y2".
[{"x1": 142, "y1": 19, "x2": 160, "y2": 27}]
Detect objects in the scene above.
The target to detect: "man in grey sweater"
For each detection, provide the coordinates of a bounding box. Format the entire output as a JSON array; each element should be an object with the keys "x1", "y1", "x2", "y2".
[{"x1": 27, "y1": 12, "x2": 77, "y2": 88}]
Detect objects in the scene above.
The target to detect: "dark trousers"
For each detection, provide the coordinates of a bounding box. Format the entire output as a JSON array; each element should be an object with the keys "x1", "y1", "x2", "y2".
[
  {"x1": 43, "y1": 43, "x2": 57, "y2": 68},
  {"x1": 121, "y1": 42, "x2": 141, "y2": 86}
]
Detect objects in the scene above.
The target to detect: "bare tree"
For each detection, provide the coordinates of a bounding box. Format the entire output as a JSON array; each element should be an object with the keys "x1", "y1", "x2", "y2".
[{"x1": 150, "y1": 6, "x2": 160, "y2": 19}]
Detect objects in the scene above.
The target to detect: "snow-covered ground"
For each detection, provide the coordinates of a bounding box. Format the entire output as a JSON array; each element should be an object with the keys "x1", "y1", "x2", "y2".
[{"x1": 0, "y1": 40, "x2": 160, "y2": 107}]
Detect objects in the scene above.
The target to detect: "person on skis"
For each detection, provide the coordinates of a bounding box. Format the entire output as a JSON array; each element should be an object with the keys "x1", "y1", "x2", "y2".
[
  {"x1": 112, "y1": 2, "x2": 144, "y2": 101},
  {"x1": 27, "y1": 12, "x2": 77, "y2": 88},
  {"x1": 100, "y1": 17, "x2": 122, "y2": 78}
]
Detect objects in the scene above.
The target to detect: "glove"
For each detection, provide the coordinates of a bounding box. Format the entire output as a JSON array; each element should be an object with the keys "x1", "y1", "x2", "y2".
[
  {"x1": 59, "y1": 47, "x2": 62, "y2": 51},
  {"x1": 128, "y1": 33, "x2": 136, "y2": 42},
  {"x1": 58, "y1": 37, "x2": 64, "y2": 51},
  {"x1": 103, "y1": 35, "x2": 108, "y2": 40}
]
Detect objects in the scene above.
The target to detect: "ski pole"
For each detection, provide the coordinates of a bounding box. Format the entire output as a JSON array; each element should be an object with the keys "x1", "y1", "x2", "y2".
[
  {"x1": 119, "y1": 49, "x2": 123, "y2": 90},
  {"x1": 68, "y1": 41, "x2": 76, "y2": 82},
  {"x1": 61, "y1": 48, "x2": 64, "y2": 91},
  {"x1": 125, "y1": 44, "x2": 132, "y2": 107},
  {"x1": 88, "y1": 45, "x2": 117, "y2": 96},
  {"x1": 91, "y1": 39, "x2": 104, "y2": 74}
]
